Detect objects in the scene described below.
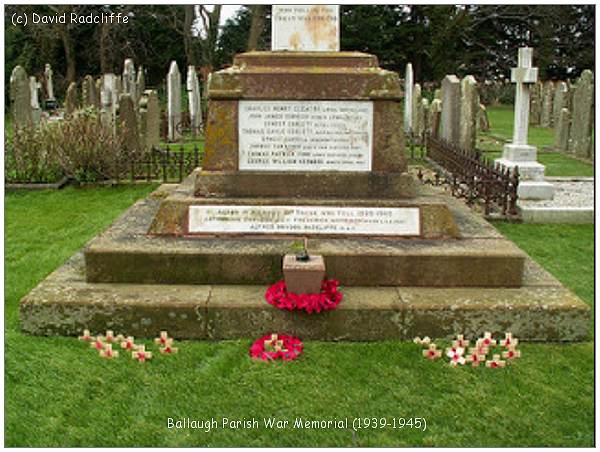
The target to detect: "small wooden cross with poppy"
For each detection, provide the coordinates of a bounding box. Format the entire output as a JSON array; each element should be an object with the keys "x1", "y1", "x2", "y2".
[
  {"x1": 99, "y1": 344, "x2": 119, "y2": 359},
  {"x1": 422, "y1": 344, "x2": 442, "y2": 360},
  {"x1": 132, "y1": 345, "x2": 153, "y2": 362},
  {"x1": 486, "y1": 354, "x2": 506, "y2": 368}
]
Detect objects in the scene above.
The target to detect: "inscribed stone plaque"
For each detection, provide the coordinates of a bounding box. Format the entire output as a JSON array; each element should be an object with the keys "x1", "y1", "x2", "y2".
[
  {"x1": 239, "y1": 100, "x2": 373, "y2": 172},
  {"x1": 188, "y1": 205, "x2": 421, "y2": 236},
  {"x1": 272, "y1": 5, "x2": 340, "y2": 51}
]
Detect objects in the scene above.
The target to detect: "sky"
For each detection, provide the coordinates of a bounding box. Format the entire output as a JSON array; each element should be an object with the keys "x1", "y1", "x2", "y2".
[{"x1": 219, "y1": 5, "x2": 242, "y2": 25}]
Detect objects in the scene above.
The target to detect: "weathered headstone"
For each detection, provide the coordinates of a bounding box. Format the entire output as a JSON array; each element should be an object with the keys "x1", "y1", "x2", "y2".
[
  {"x1": 529, "y1": 81, "x2": 541, "y2": 126},
  {"x1": 433, "y1": 88, "x2": 442, "y2": 101},
  {"x1": 459, "y1": 75, "x2": 478, "y2": 151},
  {"x1": 123, "y1": 58, "x2": 137, "y2": 104},
  {"x1": 100, "y1": 86, "x2": 115, "y2": 134},
  {"x1": 495, "y1": 47, "x2": 553, "y2": 200},
  {"x1": 187, "y1": 65, "x2": 202, "y2": 135},
  {"x1": 554, "y1": 108, "x2": 570, "y2": 152},
  {"x1": 139, "y1": 90, "x2": 160, "y2": 151},
  {"x1": 167, "y1": 61, "x2": 182, "y2": 142},
  {"x1": 44, "y1": 63, "x2": 55, "y2": 101},
  {"x1": 403, "y1": 63, "x2": 414, "y2": 133},
  {"x1": 103, "y1": 73, "x2": 119, "y2": 116},
  {"x1": 440, "y1": 75, "x2": 460, "y2": 144},
  {"x1": 568, "y1": 70, "x2": 594, "y2": 158},
  {"x1": 552, "y1": 81, "x2": 569, "y2": 128},
  {"x1": 64, "y1": 82, "x2": 78, "y2": 116},
  {"x1": 10, "y1": 66, "x2": 33, "y2": 127},
  {"x1": 136, "y1": 66, "x2": 145, "y2": 99},
  {"x1": 95, "y1": 78, "x2": 102, "y2": 108},
  {"x1": 411, "y1": 83, "x2": 423, "y2": 140},
  {"x1": 540, "y1": 80, "x2": 554, "y2": 127},
  {"x1": 428, "y1": 99, "x2": 442, "y2": 138},
  {"x1": 82, "y1": 75, "x2": 97, "y2": 108},
  {"x1": 29, "y1": 76, "x2": 42, "y2": 125},
  {"x1": 421, "y1": 98, "x2": 429, "y2": 138},
  {"x1": 478, "y1": 103, "x2": 490, "y2": 132},
  {"x1": 118, "y1": 93, "x2": 140, "y2": 156},
  {"x1": 271, "y1": 5, "x2": 340, "y2": 51}
]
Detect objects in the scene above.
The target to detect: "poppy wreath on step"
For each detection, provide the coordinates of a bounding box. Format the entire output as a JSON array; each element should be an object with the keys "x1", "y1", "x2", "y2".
[
  {"x1": 249, "y1": 334, "x2": 303, "y2": 361},
  {"x1": 265, "y1": 279, "x2": 343, "y2": 314}
]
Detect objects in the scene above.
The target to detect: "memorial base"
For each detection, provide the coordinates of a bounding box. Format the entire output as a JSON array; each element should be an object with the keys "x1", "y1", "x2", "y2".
[
  {"x1": 495, "y1": 157, "x2": 555, "y2": 200},
  {"x1": 19, "y1": 181, "x2": 589, "y2": 341}
]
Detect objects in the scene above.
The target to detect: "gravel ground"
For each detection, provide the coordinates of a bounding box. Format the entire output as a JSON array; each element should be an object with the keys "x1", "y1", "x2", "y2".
[{"x1": 518, "y1": 180, "x2": 594, "y2": 209}]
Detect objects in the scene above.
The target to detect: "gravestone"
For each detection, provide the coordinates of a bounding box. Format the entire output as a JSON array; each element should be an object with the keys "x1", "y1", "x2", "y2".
[
  {"x1": 552, "y1": 81, "x2": 569, "y2": 127},
  {"x1": 540, "y1": 80, "x2": 554, "y2": 127},
  {"x1": 29, "y1": 76, "x2": 42, "y2": 125},
  {"x1": 421, "y1": 98, "x2": 430, "y2": 137},
  {"x1": 187, "y1": 65, "x2": 202, "y2": 135},
  {"x1": 64, "y1": 82, "x2": 78, "y2": 116},
  {"x1": 44, "y1": 63, "x2": 55, "y2": 101},
  {"x1": 459, "y1": 75, "x2": 478, "y2": 151},
  {"x1": 403, "y1": 63, "x2": 413, "y2": 133},
  {"x1": 123, "y1": 58, "x2": 137, "y2": 104},
  {"x1": 478, "y1": 103, "x2": 490, "y2": 132},
  {"x1": 568, "y1": 70, "x2": 594, "y2": 158},
  {"x1": 103, "y1": 73, "x2": 119, "y2": 116},
  {"x1": 167, "y1": 61, "x2": 182, "y2": 142},
  {"x1": 529, "y1": 81, "x2": 541, "y2": 126},
  {"x1": 139, "y1": 89, "x2": 160, "y2": 151},
  {"x1": 411, "y1": 83, "x2": 423, "y2": 140},
  {"x1": 440, "y1": 75, "x2": 460, "y2": 144},
  {"x1": 271, "y1": 5, "x2": 339, "y2": 51},
  {"x1": 433, "y1": 88, "x2": 441, "y2": 101},
  {"x1": 100, "y1": 86, "x2": 115, "y2": 134},
  {"x1": 429, "y1": 98, "x2": 442, "y2": 138},
  {"x1": 118, "y1": 93, "x2": 139, "y2": 156},
  {"x1": 95, "y1": 78, "x2": 102, "y2": 108},
  {"x1": 137, "y1": 66, "x2": 145, "y2": 98},
  {"x1": 82, "y1": 75, "x2": 97, "y2": 108},
  {"x1": 10, "y1": 66, "x2": 32, "y2": 127},
  {"x1": 554, "y1": 107, "x2": 570, "y2": 152},
  {"x1": 495, "y1": 47, "x2": 553, "y2": 200}
]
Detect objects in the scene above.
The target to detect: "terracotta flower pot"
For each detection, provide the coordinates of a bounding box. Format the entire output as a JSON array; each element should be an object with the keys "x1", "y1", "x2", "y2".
[{"x1": 282, "y1": 254, "x2": 325, "y2": 294}]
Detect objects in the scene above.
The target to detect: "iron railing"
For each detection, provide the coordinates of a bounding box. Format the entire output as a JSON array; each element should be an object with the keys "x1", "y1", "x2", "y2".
[
  {"x1": 116, "y1": 144, "x2": 201, "y2": 183},
  {"x1": 421, "y1": 133, "x2": 519, "y2": 217}
]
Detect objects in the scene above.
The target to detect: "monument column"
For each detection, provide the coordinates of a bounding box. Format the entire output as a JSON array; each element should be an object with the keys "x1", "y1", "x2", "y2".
[{"x1": 495, "y1": 47, "x2": 554, "y2": 200}]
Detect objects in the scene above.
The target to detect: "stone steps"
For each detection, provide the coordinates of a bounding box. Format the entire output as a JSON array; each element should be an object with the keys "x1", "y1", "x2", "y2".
[{"x1": 20, "y1": 253, "x2": 589, "y2": 341}]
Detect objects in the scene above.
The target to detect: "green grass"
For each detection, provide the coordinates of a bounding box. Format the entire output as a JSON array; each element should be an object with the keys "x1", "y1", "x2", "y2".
[
  {"x1": 5, "y1": 187, "x2": 594, "y2": 447},
  {"x1": 479, "y1": 105, "x2": 594, "y2": 177}
]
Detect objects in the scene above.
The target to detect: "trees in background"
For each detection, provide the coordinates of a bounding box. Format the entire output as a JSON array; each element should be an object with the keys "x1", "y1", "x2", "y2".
[{"x1": 4, "y1": 4, "x2": 595, "y2": 98}]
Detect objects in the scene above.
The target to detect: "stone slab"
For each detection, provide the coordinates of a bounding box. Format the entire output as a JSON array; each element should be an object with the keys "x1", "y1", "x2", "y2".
[
  {"x1": 20, "y1": 252, "x2": 590, "y2": 341},
  {"x1": 271, "y1": 5, "x2": 340, "y2": 52},
  {"x1": 85, "y1": 183, "x2": 526, "y2": 287},
  {"x1": 188, "y1": 205, "x2": 421, "y2": 237},
  {"x1": 238, "y1": 100, "x2": 373, "y2": 172},
  {"x1": 194, "y1": 170, "x2": 416, "y2": 199},
  {"x1": 519, "y1": 206, "x2": 594, "y2": 224}
]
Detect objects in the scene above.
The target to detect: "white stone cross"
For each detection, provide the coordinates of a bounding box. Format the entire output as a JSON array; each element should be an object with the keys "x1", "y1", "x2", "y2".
[
  {"x1": 510, "y1": 47, "x2": 538, "y2": 146},
  {"x1": 495, "y1": 47, "x2": 553, "y2": 200}
]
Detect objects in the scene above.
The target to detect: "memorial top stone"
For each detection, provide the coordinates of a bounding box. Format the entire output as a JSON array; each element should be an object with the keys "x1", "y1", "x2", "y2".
[{"x1": 272, "y1": 5, "x2": 340, "y2": 52}]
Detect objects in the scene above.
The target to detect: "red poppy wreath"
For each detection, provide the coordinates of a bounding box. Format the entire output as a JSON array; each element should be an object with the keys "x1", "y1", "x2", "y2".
[
  {"x1": 249, "y1": 333, "x2": 303, "y2": 361},
  {"x1": 265, "y1": 279, "x2": 343, "y2": 314}
]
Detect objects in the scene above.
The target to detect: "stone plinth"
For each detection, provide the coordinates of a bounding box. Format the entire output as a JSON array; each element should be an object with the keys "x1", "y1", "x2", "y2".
[{"x1": 200, "y1": 51, "x2": 413, "y2": 198}]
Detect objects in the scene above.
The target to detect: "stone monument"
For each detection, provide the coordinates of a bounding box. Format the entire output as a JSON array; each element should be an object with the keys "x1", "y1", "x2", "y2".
[
  {"x1": 494, "y1": 47, "x2": 554, "y2": 200},
  {"x1": 20, "y1": 6, "x2": 589, "y2": 343},
  {"x1": 29, "y1": 76, "x2": 42, "y2": 125}
]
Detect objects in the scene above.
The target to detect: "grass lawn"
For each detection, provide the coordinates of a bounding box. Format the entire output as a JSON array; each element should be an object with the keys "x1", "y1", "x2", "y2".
[
  {"x1": 478, "y1": 105, "x2": 594, "y2": 177},
  {"x1": 5, "y1": 186, "x2": 594, "y2": 447}
]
